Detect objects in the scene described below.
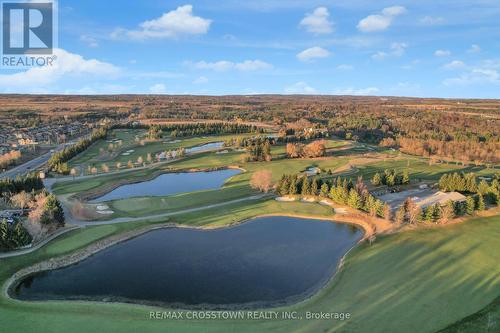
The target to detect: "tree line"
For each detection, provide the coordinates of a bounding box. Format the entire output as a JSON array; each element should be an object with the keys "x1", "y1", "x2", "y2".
[
  {"x1": 276, "y1": 174, "x2": 391, "y2": 219},
  {"x1": 394, "y1": 194, "x2": 485, "y2": 225},
  {"x1": 371, "y1": 169, "x2": 410, "y2": 187},
  {"x1": 48, "y1": 127, "x2": 108, "y2": 174},
  {"x1": 0, "y1": 219, "x2": 32, "y2": 251},
  {"x1": 438, "y1": 172, "x2": 500, "y2": 207},
  {"x1": 0, "y1": 173, "x2": 44, "y2": 197}
]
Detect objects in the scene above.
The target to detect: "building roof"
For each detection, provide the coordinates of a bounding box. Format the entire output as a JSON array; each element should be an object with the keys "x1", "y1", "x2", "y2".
[{"x1": 414, "y1": 191, "x2": 467, "y2": 208}]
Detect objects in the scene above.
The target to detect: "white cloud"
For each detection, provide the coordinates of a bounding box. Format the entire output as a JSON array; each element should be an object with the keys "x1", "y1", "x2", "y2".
[
  {"x1": 235, "y1": 60, "x2": 273, "y2": 71},
  {"x1": 382, "y1": 6, "x2": 407, "y2": 16},
  {"x1": 372, "y1": 42, "x2": 407, "y2": 60},
  {"x1": 299, "y1": 7, "x2": 334, "y2": 34},
  {"x1": 296, "y1": 46, "x2": 331, "y2": 62},
  {"x1": 442, "y1": 60, "x2": 465, "y2": 70},
  {"x1": 434, "y1": 49, "x2": 451, "y2": 57},
  {"x1": 467, "y1": 44, "x2": 481, "y2": 53},
  {"x1": 80, "y1": 35, "x2": 98, "y2": 48},
  {"x1": 150, "y1": 83, "x2": 167, "y2": 94},
  {"x1": 333, "y1": 87, "x2": 379, "y2": 95},
  {"x1": 0, "y1": 48, "x2": 120, "y2": 90},
  {"x1": 443, "y1": 60, "x2": 500, "y2": 86},
  {"x1": 336, "y1": 64, "x2": 354, "y2": 71},
  {"x1": 189, "y1": 60, "x2": 272, "y2": 71},
  {"x1": 419, "y1": 16, "x2": 445, "y2": 26},
  {"x1": 193, "y1": 76, "x2": 208, "y2": 84},
  {"x1": 444, "y1": 69, "x2": 499, "y2": 86},
  {"x1": 112, "y1": 5, "x2": 211, "y2": 40},
  {"x1": 284, "y1": 82, "x2": 317, "y2": 94},
  {"x1": 357, "y1": 6, "x2": 406, "y2": 33}
]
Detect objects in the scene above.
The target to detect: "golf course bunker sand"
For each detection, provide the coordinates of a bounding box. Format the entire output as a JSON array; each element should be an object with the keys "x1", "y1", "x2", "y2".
[
  {"x1": 12, "y1": 216, "x2": 363, "y2": 309},
  {"x1": 89, "y1": 169, "x2": 241, "y2": 202}
]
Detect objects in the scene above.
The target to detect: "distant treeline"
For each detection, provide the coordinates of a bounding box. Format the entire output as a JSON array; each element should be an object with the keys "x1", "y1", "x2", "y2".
[
  {"x1": 48, "y1": 127, "x2": 108, "y2": 174},
  {"x1": 117, "y1": 122, "x2": 262, "y2": 137},
  {"x1": 0, "y1": 173, "x2": 44, "y2": 197}
]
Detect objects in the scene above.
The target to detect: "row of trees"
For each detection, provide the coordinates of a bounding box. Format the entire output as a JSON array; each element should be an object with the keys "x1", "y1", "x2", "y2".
[
  {"x1": 0, "y1": 219, "x2": 32, "y2": 251},
  {"x1": 48, "y1": 127, "x2": 108, "y2": 174},
  {"x1": 371, "y1": 169, "x2": 410, "y2": 187},
  {"x1": 394, "y1": 195, "x2": 485, "y2": 225},
  {"x1": 276, "y1": 174, "x2": 391, "y2": 219},
  {"x1": 147, "y1": 124, "x2": 163, "y2": 139},
  {"x1": 163, "y1": 123, "x2": 260, "y2": 137},
  {"x1": 0, "y1": 174, "x2": 44, "y2": 198},
  {"x1": 286, "y1": 140, "x2": 326, "y2": 159},
  {"x1": 439, "y1": 172, "x2": 499, "y2": 206}
]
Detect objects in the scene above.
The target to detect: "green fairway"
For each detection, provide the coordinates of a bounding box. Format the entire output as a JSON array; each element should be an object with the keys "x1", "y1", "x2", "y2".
[
  {"x1": 68, "y1": 129, "x2": 253, "y2": 173},
  {"x1": 1, "y1": 202, "x2": 498, "y2": 333}
]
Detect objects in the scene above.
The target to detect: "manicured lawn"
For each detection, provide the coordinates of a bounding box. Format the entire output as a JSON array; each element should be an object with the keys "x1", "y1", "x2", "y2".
[
  {"x1": 68, "y1": 129, "x2": 252, "y2": 173},
  {"x1": 1, "y1": 202, "x2": 498, "y2": 333}
]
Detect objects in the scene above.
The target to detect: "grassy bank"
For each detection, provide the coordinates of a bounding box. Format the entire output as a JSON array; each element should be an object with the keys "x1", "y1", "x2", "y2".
[{"x1": 1, "y1": 199, "x2": 498, "y2": 333}]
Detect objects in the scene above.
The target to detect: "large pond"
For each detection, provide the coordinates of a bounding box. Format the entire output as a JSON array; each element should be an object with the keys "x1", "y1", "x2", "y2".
[
  {"x1": 90, "y1": 169, "x2": 241, "y2": 202},
  {"x1": 13, "y1": 216, "x2": 363, "y2": 308}
]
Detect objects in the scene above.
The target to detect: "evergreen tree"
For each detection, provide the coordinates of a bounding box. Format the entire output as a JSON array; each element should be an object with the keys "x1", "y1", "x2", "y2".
[
  {"x1": 371, "y1": 173, "x2": 382, "y2": 186},
  {"x1": 477, "y1": 194, "x2": 486, "y2": 211},
  {"x1": 320, "y1": 183, "x2": 330, "y2": 198},
  {"x1": 395, "y1": 206, "x2": 406, "y2": 224},
  {"x1": 423, "y1": 206, "x2": 434, "y2": 222},
  {"x1": 431, "y1": 204, "x2": 441, "y2": 222},
  {"x1": 289, "y1": 176, "x2": 298, "y2": 195},
  {"x1": 477, "y1": 180, "x2": 490, "y2": 196},
  {"x1": 310, "y1": 177, "x2": 319, "y2": 196},
  {"x1": 347, "y1": 189, "x2": 363, "y2": 209},
  {"x1": 402, "y1": 169, "x2": 410, "y2": 185},
  {"x1": 301, "y1": 176, "x2": 310, "y2": 196}
]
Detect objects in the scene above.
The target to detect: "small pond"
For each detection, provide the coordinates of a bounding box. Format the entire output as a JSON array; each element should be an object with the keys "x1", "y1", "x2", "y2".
[
  {"x1": 90, "y1": 169, "x2": 241, "y2": 202},
  {"x1": 13, "y1": 216, "x2": 362, "y2": 308},
  {"x1": 185, "y1": 142, "x2": 224, "y2": 153}
]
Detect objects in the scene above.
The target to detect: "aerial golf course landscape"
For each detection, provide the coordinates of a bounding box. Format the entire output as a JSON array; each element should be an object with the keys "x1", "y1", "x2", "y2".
[{"x1": 1, "y1": 124, "x2": 499, "y2": 333}]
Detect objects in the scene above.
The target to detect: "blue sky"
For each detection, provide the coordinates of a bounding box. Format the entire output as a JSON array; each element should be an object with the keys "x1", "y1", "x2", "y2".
[{"x1": 1, "y1": 0, "x2": 500, "y2": 97}]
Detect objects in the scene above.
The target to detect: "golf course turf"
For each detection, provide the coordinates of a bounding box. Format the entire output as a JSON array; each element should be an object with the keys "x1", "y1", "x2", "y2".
[
  {"x1": 2, "y1": 132, "x2": 499, "y2": 333},
  {"x1": 1, "y1": 204, "x2": 498, "y2": 333}
]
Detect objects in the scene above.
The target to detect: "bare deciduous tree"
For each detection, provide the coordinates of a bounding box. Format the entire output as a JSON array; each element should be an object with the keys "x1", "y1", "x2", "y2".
[{"x1": 250, "y1": 170, "x2": 273, "y2": 193}]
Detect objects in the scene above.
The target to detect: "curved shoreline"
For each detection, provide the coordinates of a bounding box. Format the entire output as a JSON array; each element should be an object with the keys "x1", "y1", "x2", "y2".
[
  {"x1": 4, "y1": 214, "x2": 367, "y2": 311},
  {"x1": 74, "y1": 166, "x2": 245, "y2": 202}
]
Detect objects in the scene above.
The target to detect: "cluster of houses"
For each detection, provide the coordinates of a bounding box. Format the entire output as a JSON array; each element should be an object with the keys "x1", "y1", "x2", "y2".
[{"x1": 0, "y1": 122, "x2": 89, "y2": 155}]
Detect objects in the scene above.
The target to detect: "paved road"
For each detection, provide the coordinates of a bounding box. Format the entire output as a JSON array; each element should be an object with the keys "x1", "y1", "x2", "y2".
[
  {"x1": 67, "y1": 194, "x2": 270, "y2": 226},
  {"x1": 0, "y1": 139, "x2": 84, "y2": 180},
  {"x1": 0, "y1": 226, "x2": 80, "y2": 259},
  {"x1": 0, "y1": 194, "x2": 270, "y2": 258}
]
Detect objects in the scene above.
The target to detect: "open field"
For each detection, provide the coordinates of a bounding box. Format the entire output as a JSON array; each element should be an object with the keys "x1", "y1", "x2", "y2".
[{"x1": 1, "y1": 200, "x2": 498, "y2": 333}]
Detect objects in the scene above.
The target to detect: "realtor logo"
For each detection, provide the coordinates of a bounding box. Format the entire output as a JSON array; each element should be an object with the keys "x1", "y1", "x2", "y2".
[{"x1": 1, "y1": 0, "x2": 57, "y2": 68}]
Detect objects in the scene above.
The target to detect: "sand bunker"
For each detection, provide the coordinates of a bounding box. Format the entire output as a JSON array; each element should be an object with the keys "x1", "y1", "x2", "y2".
[
  {"x1": 96, "y1": 210, "x2": 114, "y2": 215},
  {"x1": 275, "y1": 196, "x2": 296, "y2": 202}
]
